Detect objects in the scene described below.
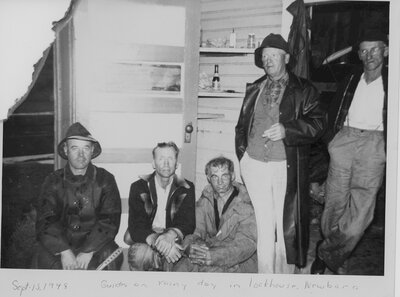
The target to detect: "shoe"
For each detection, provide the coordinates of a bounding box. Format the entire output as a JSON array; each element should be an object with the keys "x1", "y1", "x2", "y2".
[
  {"x1": 335, "y1": 260, "x2": 349, "y2": 275},
  {"x1": 310, "y1": 240, "x2": 326, "y2": 274}
]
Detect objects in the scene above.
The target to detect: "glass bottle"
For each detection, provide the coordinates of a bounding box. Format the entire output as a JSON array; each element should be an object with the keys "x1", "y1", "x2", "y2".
[
  {"x1": 212, "y1": 64, "x2": 220, "y2": 91},
  {"x1": 229, "y1": 28, "x2": 236, "y2": 48}
]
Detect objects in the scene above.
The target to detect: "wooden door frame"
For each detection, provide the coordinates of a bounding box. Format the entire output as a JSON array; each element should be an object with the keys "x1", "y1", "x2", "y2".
[{"x1": 180, "y1": 0, "x2": 200, "y2": 182}]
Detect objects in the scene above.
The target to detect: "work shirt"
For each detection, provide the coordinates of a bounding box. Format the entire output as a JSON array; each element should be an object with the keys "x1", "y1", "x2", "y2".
[
  {"x1": 347, "y1": 74, "x2": 384, "y2": 131},
  {"x1": 152, "y1": 177, "x2": 173, "y2": 232}
]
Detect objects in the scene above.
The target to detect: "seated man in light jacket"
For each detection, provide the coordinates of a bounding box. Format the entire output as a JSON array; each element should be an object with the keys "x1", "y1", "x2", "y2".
[{"x1": 173, "y1": 156, "x2": 257, "y2": 273}]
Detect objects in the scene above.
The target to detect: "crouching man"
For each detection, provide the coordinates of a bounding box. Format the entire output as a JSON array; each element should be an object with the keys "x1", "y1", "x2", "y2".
[
  {"x1": 124, "y1": 142, "x2": 195, "y2": 271},
  {"x1": 173, "y1": 156, "x2": 257, "y2": 273}
]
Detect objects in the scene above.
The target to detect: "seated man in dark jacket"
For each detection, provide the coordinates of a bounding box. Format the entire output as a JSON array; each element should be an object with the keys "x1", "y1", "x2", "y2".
[
  {"x1": 173, "y1": 156, "x2": 257, "y2": 273},
  {"x1": 35, "y1": 122, "x2": 122, "y2": 270},
  {"x1": 124, "y1": 141, "x2": 195, "y2": 271}
]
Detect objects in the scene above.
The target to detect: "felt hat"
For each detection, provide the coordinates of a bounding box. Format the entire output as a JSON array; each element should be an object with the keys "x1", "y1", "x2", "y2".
[
  {"x1": 357, "y1": 29, "x2": 388, "y2": 47},
  {"x1": 255, "y1": 33, "x2": 290, "y2": 68},
  {"x1": 57, "y1": 122, "x2": 102, "y2": 160}
]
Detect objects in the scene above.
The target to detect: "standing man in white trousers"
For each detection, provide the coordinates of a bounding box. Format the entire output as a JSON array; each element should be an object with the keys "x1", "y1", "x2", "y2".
[{"x1": 235, "y1": 33, "x2": 326, "y2": 274}]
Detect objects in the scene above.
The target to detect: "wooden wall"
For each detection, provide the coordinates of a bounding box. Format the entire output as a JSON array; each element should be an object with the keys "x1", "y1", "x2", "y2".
[
  {"x1": 54, "y1": 0, "x2": 200, "y2": 247},
  {"x1": 195, "y1": 0, "x2": 283, "y2": 197}
]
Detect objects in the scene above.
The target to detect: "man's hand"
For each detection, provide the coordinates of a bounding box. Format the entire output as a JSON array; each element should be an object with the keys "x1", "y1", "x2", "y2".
[
  {"x1": 165, "y1": 243, "x2": 184, "y2": 263},
  {"x1": 262, "y1": 123, "x2": 286, "y2": 141},
  {"x1": 76, "y1": 252, "x2": 94, "y2": 270},
  {"x1": 146, "y1": 233, "x2": 159, "y2": 247},
  {"x1": 60, "y1": 249, "x2": 78, "y2": 270},
  {"x1": 155, "y1": 230, "x2": 177, "y2": 256},
  {"x1": 188, "y1": 243, "x2": 212, "y2": 266}
]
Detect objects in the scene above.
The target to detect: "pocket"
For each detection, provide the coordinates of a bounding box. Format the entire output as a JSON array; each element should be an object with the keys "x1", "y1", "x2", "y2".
[{"x1": 327, "y1": 129, "x2": 342, "y2": 151}]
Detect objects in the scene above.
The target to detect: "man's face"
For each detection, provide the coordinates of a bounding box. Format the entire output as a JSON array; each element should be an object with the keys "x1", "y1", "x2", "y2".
[
  {"x1": 153, "y1": 147, "x2": 178, "y2": 179},
  {"x1": 261, "y1": 47, "x2": 290, "y2": 79},
  {"x1": 64, "y1": 139, "x2": 94, "y2": 172},
  {"x1": 208, "y1": 165, "x2": 234, "y2": 196},
  {"x1": 358, "y1": 41, "x2": 388, "y2": 71}
]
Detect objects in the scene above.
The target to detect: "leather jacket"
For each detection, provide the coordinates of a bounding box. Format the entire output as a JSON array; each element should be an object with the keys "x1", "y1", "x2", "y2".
[
  {"x1": 235, "y1": 71, "x2": 326, "y2": 267},
  {"x1": 127, "y1": 172, "x2": 195, "y2": 243}
]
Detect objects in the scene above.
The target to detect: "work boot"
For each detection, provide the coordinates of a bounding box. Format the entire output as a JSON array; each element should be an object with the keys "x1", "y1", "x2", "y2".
[{"x1": 310, "y1": 240, "x2": 326, "y2": 274}]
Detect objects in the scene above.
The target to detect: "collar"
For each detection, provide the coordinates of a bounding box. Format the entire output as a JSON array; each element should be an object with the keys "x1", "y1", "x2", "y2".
[
  {"x1": 267, "y1": 71, "x2": 289, "y2": 87},
  {"x1": 154, "y1": 174, "x2": 173, "y2": 191},
  {"x1": 361, "y1": 72, "x2": 383, "y2": 85},
  {"x1": 64, "y1": 162, "x2": 95, "y2": 184},
  {"x1": 139, "y1": 172, "x2": 191, "y2": 189},
  {"x1": 202, "y1": 181, "x2": 248, "y2": 204}
]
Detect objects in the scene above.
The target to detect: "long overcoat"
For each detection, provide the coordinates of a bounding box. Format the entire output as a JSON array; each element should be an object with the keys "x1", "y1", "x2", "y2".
[{"x1": 235, "y1": 71, "x2": 326, "y2": 267}]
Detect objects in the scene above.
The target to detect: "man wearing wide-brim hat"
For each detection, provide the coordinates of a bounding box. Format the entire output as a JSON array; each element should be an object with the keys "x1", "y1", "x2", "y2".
[
  {"x1": 311, "y1": 29, "x2": 388, "y2": 275},
  {"x1": 34, "y1": 122, "x2": 123, "y2": 270},
  {"x1": 235, "y1": 33, "x2": 326, "y2": 273}
]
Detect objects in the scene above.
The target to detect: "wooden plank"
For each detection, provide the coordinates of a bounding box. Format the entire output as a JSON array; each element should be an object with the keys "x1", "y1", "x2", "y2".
[
  {"x1": 93, "y1": 44, "x2": 184, "y2": 63},
  {"x1": 198, "y1": 107, "x2": 241, "y2": 122},
  {"x1": 198, "y1": 113, "x2": 225, "y2": 119},
  {"x1": 10, "y1": 112, "x2": 54, "y2": 116},
  {"x1": 3, "y1": 154, "x2": 55, "y2": 164},
  {"x1": 198, "y1": 97, "x2": 244, "y2": 109},
  {"x1": 198, "y1": 91, "x2": 244, "y2": 98},
  {"x1": 197, "y1": 131, "x2": 235, "y2": 152},
  {"x1": 199, "y1": 47, "x2": 254, "y2": 54},
  {"x1": 201, "y1": 0, "x2": 282, "y2": 12},
  {"x1": 91, "y1": 95, "x2": 183, "y2": 113},
  {"x1": 198, "y1": 119, "x2": 237, "y2": 134},
  {"x1": 89, "y1": 112, "x2": 183, "y2": 148},
  {"x1": 95, "y1": 148, "x2": 153, "y2": 164}
]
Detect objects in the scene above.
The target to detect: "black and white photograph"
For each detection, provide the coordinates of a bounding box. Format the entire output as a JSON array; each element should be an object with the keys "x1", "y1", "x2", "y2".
[{"x1": 0, "y1": 0, "x2": 399, "y2": 296}]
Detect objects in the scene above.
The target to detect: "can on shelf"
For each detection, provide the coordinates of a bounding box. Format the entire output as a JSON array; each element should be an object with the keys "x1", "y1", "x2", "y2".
[{"x1": 247, "y1": 33, "x2": 256, "y2": 49}]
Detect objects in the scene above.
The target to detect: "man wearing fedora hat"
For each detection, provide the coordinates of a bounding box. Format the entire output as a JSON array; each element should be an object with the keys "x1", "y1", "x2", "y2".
[
  {"x1": 311, "y1": 29, "x2": 388, "y2": 275},
  {"x1": 34, "y1": 122, "x2": 122, "y2": 270},
  {"x1": 235, "y1": 33, "x2": 325, "y2": 273}
]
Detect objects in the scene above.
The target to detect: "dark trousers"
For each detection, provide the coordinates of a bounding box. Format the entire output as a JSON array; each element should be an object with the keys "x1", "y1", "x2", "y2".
[
  {"x1": 319, "y1": 127, "x2": 385, "y2": 272},
  {"x1": 33, "y1": 241, "x2": 123, "y2": 270}
]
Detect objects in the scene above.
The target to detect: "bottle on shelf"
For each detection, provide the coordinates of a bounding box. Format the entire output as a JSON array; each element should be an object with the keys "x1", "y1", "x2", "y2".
[
  {"x1": 212, "y1": 64, "x2": 221, "y2": 91},
  {"x1": 229, "y1": 28, "x2": 236, "y2": 48}
]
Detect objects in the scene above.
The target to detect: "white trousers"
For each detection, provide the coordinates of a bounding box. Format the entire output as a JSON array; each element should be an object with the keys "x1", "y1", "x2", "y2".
[{"x1": 240, "y1": 152, "x2": 295, "y2": 274}]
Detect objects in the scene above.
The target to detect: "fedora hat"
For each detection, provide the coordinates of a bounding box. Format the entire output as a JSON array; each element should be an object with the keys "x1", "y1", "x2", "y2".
[
  {"x1": 255, "y1": 33, "x2": 290, "y2": 68},
  {"x1": 57, "y1": 122, "x2": 102, "y2": 160},
  {"x1": 357, "y1": 28, "x2": 388, "y2": 47}
]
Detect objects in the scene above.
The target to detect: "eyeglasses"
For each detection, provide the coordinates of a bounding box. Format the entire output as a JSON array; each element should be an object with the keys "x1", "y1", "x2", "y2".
[{"x1": 359, "y1": 47, "x2": 384, "y2": 57}]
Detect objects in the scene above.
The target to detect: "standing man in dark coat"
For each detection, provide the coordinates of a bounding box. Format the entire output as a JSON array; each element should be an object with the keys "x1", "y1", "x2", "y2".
[
  {"x1": 311, "y1": 30, "x2": 388, "y2": 275},
  {"x1": 35, "y1": 122, "x2": 122, "y2": 270},
  {"x1": 235, "y1": 33, "x2": 326, "y2": 273},
  {"x1": 124, "y1": 141, "x2": 195, "y2": 271}
]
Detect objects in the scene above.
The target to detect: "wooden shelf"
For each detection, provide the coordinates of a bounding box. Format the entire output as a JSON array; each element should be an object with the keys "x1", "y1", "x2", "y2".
[
  {"x1": 198, "y1": 91, "x2": 244, "y2": 98},
  {"x1": 199, "y1": 47, "x2": 254, "y2": 54},
  {"x1": 197, "y1": 113, "x2": 225, "y2": 120}
]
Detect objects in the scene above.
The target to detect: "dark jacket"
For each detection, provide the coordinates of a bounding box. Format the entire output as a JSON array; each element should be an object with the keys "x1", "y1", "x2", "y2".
[
  {"x1": 36, "y1": 163, "x2": 122, "y2": 255},
  {"x1": 324, "y1": 66, "x2": 388, "y2": 145},
  {"x1": 182, "y1": 182, "x2": 257, "y2": 273},
  {"x1": 127, "y1": 172, "x2": 195, "y2": 243},
  {"x1": 235, "y1": 71, "x2": 326, "y2": 267}
]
